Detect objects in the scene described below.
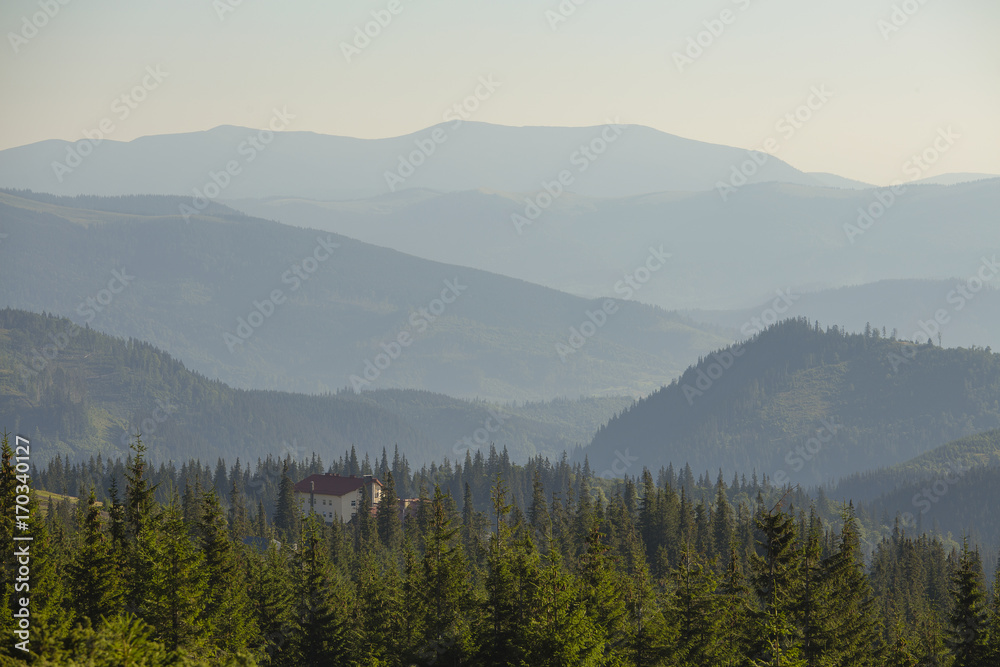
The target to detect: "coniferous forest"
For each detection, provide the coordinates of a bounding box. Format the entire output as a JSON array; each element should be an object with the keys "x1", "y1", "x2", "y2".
[{"x1": 4, "y1": 432, "x2": 1000, "y2": 666}]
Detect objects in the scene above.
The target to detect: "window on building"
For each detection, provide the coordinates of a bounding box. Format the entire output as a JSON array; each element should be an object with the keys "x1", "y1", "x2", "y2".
[{"x1": 351, "y1": 500, "x2": 357, "y2": 507}]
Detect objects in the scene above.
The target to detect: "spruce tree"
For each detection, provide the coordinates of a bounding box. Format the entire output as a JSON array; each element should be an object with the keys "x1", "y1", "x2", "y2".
[
  {"x1": 249, "y1": 542, "x2": 297, "y2": 666},
  {"x1": 273, "y1": 461, "x2": 300, "y2": 543},
  {"x1": 376, "y1": 470, "x2": 402, "y2": 551},
  {"x1": 749, "y1": 506, "x2": 805, "y2": 666},
  {"x1": 294, "y1": 514, "x2": 350, "y2": 666},
  {"x1": 529, "y1": 468, "x2": 551, "y2": 552},
  {"x1": 532, "y1": 547, "x2": 602, "y2": 666},
  {"x1": 713, "y1": 472, "x2": 735, "y2": 569},
  {"x1": 355, "y1": 547, "x2": 405, "y2": 665},
  {"x1": 718, "y1": 546, "x2": 754, "y2": 666},
  {"x1": 578, "y1": 514, "x2": 627, "y2": 664},
  {"x1": 419, "y1": 485, "x2": 471, "y2": 663},
  {"x1": 67, "y1": 488, "x2": 121, "y2": 625},
  {"x1": 197, "y1": 489, "x2": 257, "y2": 657},
  {"x1": 479, "y1": 474, "x2": 525, "y2": 666},
  {"x1": 123, "y1": 435, "x2": 159, "y2": 616},
  {"x1": 669, "y1": 545, "x2": 722, "y2": 665},
  {"x1": 946, "y1": 539, "x2": 991, "y2": 666},
  {"x1": 146, "y1": 495, "x2": 208, "y2": 657},
  {"x1": 821, "y1": 507, "x2": 883, "y2": 666}
]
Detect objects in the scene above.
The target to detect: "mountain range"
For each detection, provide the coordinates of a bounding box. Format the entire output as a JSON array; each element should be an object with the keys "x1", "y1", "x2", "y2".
[{"x1": 0, "y1": 190, "x2": 729, "y2": 402}]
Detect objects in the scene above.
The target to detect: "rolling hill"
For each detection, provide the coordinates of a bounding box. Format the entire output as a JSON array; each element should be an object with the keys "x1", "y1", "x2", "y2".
[
  {"x1": 0, "y1": 190, "x2": 729, "y2": 401},
  {"x1": 0, "y1": 309, "x2": 632, "y2": 465},
  {"x1": 582, "y1": 318, "x2": 1000, "y2": 486},
  {"x1": 829, "y1": 429, "x2": 1000, "y2": 503}
]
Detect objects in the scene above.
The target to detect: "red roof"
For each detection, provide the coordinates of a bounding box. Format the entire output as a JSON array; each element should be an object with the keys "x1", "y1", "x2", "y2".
[{"x1": 294, "y1": 474, "x2": 383, "y2": 497}]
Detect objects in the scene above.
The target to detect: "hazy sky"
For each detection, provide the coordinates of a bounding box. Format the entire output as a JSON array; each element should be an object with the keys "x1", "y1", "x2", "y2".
[{"x1": 2, "y1": 0, "x2": 997, "y2": 184}]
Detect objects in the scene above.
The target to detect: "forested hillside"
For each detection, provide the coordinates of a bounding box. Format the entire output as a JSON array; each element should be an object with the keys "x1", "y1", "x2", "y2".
[
  {"x1": 0, "y1": 189, "x2": 729, "y2": 401},
  {"x1": 832, "y1": 429, "x2": 1000, "y2": 502},
  {"x1": 8, "y1": 433, "x2": 1000, "y2": 666},
  {"x1": 0, "y1": 309, "x2": 630, "y2": 465},
  {"x1": 585, "y1": 318, "x2": 1000, "y2": 485}
]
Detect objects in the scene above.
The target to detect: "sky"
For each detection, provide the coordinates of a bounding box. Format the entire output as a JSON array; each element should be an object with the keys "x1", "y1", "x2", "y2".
[{"x1": 1, "y1": 0, "x2": 998, "y2": 185}]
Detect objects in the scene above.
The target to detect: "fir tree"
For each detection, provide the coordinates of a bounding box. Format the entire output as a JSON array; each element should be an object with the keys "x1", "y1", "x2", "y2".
[
  {"x1": 197, "y1": 489, "x2": 257, "y2": 657},
  {"x1": 821, "y1": 506, "x2": 883, "y2": 666},
  {"x1": 419, "y1": 485, "x2": 471, "y2": 663},
  {"x1": 749, "y1": 505, "x2": 805, "y2": 666},
  {"x1": 146, "y1": 496, "x2": 208, "y2": 657},
  {"x1": 376, "y1": 469, "x2": 403, "y2": 551},
  {"x1": 946, "y1": 539, "x2": 991, "y2": 667},
  {"x1": 67, "y1": 488, "x2": 121, "y2": 624},
  {"x1": 273, "y1": 461, "x2": 300, "y2": 543},
  {"x1": 578, "y1": 514, "x2": 627, "y2": 664},
  {"x1": 294, "y1": 514, "x2": 350, "y2": 666}
]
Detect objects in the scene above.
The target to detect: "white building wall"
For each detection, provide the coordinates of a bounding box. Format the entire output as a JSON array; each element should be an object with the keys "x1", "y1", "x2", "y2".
[{"x1": 296, "y1": 485, "x2": 377, "y2": 523}]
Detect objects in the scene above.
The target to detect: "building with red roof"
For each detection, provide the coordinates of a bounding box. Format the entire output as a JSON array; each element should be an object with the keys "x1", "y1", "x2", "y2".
[{"x1": 294, "y1": 473, "x2": 383, "y2": 523}]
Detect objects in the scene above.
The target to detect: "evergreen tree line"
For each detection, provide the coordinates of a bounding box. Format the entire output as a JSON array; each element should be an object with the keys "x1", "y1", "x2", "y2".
[{"x1": 5, "y1": 433, "x2": 1000, "y2": 665}]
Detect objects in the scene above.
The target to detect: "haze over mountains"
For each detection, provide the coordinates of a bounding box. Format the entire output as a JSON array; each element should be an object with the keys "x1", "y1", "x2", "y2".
[
  {"x1": 0, "y1": 190, "x2": 728, "y2": 402},
  {"x1": 0, "y1": 309, "x2": 631, "y2": 465},
  {"x1": 1, "y1": 123, "x2": 998, "y2": 478},
  {"x1": 231, "y1": 178, "x2": 1000, "y2": 311},
  {"x1": 0, "y1": 121, "x2": 825, "y2": 199}
]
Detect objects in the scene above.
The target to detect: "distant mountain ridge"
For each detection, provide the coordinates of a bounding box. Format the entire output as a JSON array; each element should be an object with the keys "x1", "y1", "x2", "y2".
[
  {"x1": 0, "y1": 190, "x2": 730, "y2": 401},
  {"x1": 231, "y1": 178, "x2": 1000, "y2": 310},
  {"x1": 685, "y1": 279, "x2": 1000, "y2": 352},
  {"x1": 0, "y1": 121, "x2": 827, "y2": 200}
]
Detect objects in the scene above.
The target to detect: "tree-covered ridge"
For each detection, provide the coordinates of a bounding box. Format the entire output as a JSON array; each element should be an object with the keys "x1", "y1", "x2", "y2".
[
  {"x1": 0, "y1": 190, "x2": 730, "y2": 401},
  {"x1": 0, "y1": 308, "x2": 631, "y2": 465},
  {"x1": 7, "y1": 433, "x2": 1000, "y2": 665},
  {"x1": 831, "y1": 429, "x2": 1000, "y2": 503},
  {"x1": 586, "y1": 317, "x2": 1000, "y2": 485}
]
